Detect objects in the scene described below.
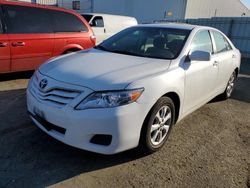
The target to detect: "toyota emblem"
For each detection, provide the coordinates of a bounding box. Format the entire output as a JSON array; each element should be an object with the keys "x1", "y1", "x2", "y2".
[{"x1": 39, "y1": 79, "x2": 48, "y2": 89}]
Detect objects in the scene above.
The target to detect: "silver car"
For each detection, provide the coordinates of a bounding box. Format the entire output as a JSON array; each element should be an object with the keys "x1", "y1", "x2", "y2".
[{"x1": 27, "y1": 24, "x2": 241, "y2": 154}]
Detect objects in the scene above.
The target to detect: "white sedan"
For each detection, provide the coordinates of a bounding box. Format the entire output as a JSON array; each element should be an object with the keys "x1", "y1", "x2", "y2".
[{"x1": 27, "y1": 23, "x2": 241, "y2": 154}]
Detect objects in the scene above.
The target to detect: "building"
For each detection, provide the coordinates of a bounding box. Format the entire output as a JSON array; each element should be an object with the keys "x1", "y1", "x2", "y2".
[
  {"x1": 91, "y1": 0, "x2": 250, "y2": 23},
  {"x1": 17, "y1": 0, "x2": 250, "y2": 23},
  {"x1": 19, "y1": 0, "x2": 57, "y2": 5}
]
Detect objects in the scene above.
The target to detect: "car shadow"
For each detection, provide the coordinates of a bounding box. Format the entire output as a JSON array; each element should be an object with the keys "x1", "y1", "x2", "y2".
[
  {"x1": 209, "y1": 73, "x2": 250, "y2": 104},
  {"x1": 0, "y1": 89, "x2": 148, "y2": 188},
  {"x1": 240, "y1": 58, "x2": 250, "y2": 76},
  {"x1": 0, "y1": 71, "x2": 34, "y2": 82},
  {"x1": 231, "y1": 75, "x2": 250, "y2": 103}
]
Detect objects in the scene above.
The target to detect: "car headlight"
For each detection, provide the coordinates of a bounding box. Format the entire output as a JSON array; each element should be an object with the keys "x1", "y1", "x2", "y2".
[{"x1": 75, "y1": 88, "x2": 144, "y2": 110}]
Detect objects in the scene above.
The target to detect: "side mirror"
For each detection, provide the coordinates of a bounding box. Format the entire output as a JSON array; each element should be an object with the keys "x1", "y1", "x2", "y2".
[{"x1": 189, "y1": 50, "x2": 211, "y2": 61}]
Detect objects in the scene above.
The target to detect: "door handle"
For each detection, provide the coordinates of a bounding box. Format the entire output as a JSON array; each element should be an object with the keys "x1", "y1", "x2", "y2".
[
  {"x1": 232, "y1": 54, "x2": 236, "y2": 58},
  {"x1": 12, "y1": 42, "x2": 25, "y2": 47},
  {"x1": 104, "y1": 28, "x2": 106, "y2": 33},
  {"x1": 213, "y1": 61, "x2": 219, "y2": 67},
  {"x1": 0, "y1": 42, "x2": 8, "y2": 47}
]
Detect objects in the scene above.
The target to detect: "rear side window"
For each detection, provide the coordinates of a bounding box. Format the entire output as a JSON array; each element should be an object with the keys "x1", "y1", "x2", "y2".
[
  {"x1": 91, "y1": 16, "x2": 104, "y2": 27},
  {"x1": 212, "y1": 31, "x2": 232, "y2": 53},
  {"x1": 3, "y1": 5, "x2": 52, "y2": 34},
  {"x1": 191, "y1": 30, "x2": 213, "y2": 53},
  {"x1": 50, "y1": 10, "x2": 88, "y2": 32}
]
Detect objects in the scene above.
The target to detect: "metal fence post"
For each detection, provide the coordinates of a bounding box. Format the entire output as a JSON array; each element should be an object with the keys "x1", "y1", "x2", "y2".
[{"x1": 228, "y1": 19, "x2": 234, "y2": 39}]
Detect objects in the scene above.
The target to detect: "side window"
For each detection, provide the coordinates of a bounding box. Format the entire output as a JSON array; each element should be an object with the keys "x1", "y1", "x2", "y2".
[
  {"x1": 91, "y1": 16, "x2": 104, "y2": 27},
  {"x1": 191, "y1": 30, "x2": 213, "y2": 54},
  {"x1": 3, "y1": 5, "x2": 52, "y2": 34},
  {"x1": 212, "y1": 31, "x2": 232, "y2": 53},
  {"x1": 50, "y1": 10, "x2": 88, "y2": 32}
]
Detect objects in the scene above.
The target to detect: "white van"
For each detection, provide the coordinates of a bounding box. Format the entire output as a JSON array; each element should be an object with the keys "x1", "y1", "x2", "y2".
[{"x1": 82, "y1": 13, "x2": 138, "y2": 44}]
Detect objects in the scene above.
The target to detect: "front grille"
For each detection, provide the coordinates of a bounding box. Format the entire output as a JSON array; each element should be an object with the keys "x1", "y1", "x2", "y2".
[{"x1": 30, "y1": 75, "x2": 81, "y2": 108}]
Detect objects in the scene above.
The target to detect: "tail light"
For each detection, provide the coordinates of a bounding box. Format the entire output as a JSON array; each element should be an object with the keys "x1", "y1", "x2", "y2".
[{"x1": 90, "y1": 35, "x2": 96, "y2": 45}]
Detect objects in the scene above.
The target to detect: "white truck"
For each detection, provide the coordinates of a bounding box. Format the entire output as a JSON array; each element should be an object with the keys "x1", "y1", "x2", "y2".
[{"x1": 82, "y1": 13, "x2": 138, "y2": 44}]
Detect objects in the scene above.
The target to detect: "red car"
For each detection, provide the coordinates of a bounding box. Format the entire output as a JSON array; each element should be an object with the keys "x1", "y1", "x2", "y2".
[{"x1": 0, "y1": 0, "x2": 96, "y2": 73}]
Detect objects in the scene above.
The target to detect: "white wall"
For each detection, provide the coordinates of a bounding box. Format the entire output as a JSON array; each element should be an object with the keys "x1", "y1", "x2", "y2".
[
  {"x1": 93, "y1": 0, "x2": 187, "y2": 23},
  {"x1": 185, "y1": 0, "x2": 250, "y2": 18}
]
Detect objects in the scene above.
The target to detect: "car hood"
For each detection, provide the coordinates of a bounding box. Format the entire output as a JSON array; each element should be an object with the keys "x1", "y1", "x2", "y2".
[{"x1": 39, "y1": 49, "x2": 171, "y2": 90}]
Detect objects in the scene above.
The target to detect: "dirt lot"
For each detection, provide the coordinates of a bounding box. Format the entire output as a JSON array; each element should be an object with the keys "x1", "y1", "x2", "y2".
[{"x1": 0, "y1": 61, "x2": 249, "y2": 188}]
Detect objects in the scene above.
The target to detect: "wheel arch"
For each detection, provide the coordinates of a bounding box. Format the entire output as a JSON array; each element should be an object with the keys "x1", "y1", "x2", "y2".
[
  {"x1": 162, "y1": 92, "x2": 180, "y2": 124},
  {"x1": 138, "y1": 91, "x2": 181, "y2": 151},
  {"x1": 62, "y1": 44, "x2": 84, "y2": 54},
  {"x1": 141, "y1": 91, "x2": 181, "y2": 132}
]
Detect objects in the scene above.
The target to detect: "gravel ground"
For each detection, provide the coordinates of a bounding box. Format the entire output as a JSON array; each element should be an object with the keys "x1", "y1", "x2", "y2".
[{"x1": 0, "y1": 61, "x2": 249, "y2": 188}]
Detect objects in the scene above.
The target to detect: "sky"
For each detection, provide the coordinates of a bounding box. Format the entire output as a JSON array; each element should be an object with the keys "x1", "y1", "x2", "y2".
[{"x1": 241, "y1": 0, "x2": 250, "y2": 9}]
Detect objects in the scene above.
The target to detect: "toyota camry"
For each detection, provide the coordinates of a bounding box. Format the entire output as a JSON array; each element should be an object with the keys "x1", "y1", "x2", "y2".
[{"x1": 27, "y1": 23, "x2": 241, "y2": 154}]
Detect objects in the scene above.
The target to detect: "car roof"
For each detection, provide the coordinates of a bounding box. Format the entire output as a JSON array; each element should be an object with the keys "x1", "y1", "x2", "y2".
[{"x1": 139, "y1": 23, "x2": 211, "y2": 31}]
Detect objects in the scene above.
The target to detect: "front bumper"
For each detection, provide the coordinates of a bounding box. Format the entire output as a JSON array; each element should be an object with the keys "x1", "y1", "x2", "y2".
[{"x1": 27, "y1": 88, "x2": 146, "y2": 155}]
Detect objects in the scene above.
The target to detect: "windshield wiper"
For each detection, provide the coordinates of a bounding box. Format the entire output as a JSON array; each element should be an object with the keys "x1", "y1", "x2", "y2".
[
  {"x1": 95, "y1": 47, "x2": 146, "y2": 58},
  {"x1": 109, "y1": 50, "x2": 143, "y2": 57}
]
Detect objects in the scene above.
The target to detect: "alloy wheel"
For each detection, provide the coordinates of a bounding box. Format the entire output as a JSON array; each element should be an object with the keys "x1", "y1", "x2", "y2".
[
  {"x1": 150, "y1": 106, "x2": 172, "y2": 146},
  {"x1": 226, "y1": 72, "x2": 236, "y2": 97}
]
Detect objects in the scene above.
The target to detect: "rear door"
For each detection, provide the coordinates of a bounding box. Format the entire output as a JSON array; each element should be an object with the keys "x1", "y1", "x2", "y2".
[
  {"x1": 49, "y1": 10, "x2": 92, "y2": 55},
  {"x1": 2, "y1": 5, "x2": 54, "y2": 72},
  {"x1": 0, "y1": 7, "x2": 10, "y2": 73},
  {"x1": 210, "y1": 30, "x2": 236, "y2": 91}
]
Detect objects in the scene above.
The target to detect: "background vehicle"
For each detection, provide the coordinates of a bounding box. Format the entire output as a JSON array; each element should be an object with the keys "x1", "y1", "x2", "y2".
[
  {"x1": 27, "y1": 24, "x2": 241, "y2": 154},
  {"x1": 0, "y1": 0, "x2": 95, "y2": 73},
  {"x1": 82, "y1": 13, "x2": 137, "y2": 44}
]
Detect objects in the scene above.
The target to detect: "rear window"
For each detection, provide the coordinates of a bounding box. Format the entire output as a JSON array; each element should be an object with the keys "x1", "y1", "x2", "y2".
[
  {"x1": 50, "y1": 10, "x2": 88, "y2": 32},
  {"x1": 3, "y1": 5, "x2": 53, "y2": 34},
  {"x1": 82, "y1": 14, "x2": 93, "y2": 23}
]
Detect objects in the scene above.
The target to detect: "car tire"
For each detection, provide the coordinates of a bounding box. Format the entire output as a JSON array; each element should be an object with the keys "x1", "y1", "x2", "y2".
[
  {"x1": 220, "y1": 71, "x2": 237, "y2": 100},
  {"x1": 139, "y1": 97, "x2": 175, "y2": 153}
]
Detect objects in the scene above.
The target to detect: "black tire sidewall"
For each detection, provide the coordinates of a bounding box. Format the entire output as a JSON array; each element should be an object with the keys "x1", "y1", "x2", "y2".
[
  {"x1": 222, "y1": 71, "x2": 237, "y2": 99},
  {"x1": 140, "y1": 97, "x2": 175, "y2": 153}
]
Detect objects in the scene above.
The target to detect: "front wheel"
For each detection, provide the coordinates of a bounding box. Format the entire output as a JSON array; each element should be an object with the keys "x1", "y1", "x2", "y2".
[
  {"x1": 220, "y1": 71, "x2": 237, "y2": 100},
  {"x1": 139, "y1": 97, "x2": 175, "y2": 153}
]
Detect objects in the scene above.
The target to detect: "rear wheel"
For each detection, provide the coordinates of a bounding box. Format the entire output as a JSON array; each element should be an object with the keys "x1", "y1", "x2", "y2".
[
  {"x1": 139, "y1": 97, "x2": 175, "y2": 153},
  {"x1": 220, "y1": 71, "x2": 236, "y2": 100}
]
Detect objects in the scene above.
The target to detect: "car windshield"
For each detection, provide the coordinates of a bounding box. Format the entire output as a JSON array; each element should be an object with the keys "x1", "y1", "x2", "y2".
[{"x1": 95, "y1": 26, "x2": 191, "y2": 60}]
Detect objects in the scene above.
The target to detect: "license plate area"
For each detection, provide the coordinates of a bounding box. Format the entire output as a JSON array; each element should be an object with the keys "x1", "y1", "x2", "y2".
[{"x1": 29, "y1": 111, "x2": 66, "y2": 135}]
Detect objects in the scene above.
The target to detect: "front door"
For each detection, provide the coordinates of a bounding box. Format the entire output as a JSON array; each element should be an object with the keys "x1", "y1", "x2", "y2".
[{"x1": 183, "y1": 30, "x2": 218, "y2": 115}]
